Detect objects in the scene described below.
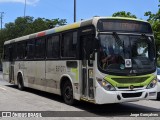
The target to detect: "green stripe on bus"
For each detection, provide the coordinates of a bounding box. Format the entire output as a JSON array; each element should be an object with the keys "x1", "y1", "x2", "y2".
[
  {"x1": 71, "y1": 68, "x2": 78, "y2": 81},
  {"x1": 104, "y1": 74, "x2": 155, "y2": 87}
]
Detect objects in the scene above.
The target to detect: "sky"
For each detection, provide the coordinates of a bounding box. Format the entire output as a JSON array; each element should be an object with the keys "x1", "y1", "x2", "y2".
[{"x1": 0, "y1": 0, "x2": 159, "y2": 28}]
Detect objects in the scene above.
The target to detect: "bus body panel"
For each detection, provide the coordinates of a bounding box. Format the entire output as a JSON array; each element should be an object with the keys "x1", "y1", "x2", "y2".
[
  {"x1": 12, "y1": 60, "x2": 81, "y2": 100},
  {"x1": 2, "y1": 61, "x2": 9, "y2": 82},
  {"x1": 95, "y1": 82, "x2": 157, "y2": 104}
]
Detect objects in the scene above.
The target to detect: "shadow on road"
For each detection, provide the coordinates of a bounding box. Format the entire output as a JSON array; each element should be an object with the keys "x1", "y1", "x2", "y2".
[{"x1": 5, "y1": 84, "x2": 160, "y2": 117}]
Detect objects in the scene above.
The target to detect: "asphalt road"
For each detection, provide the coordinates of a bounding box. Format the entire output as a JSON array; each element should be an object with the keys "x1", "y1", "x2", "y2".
[{"x1": 0, "y1": 71, "x2": 160, "y2": 120}]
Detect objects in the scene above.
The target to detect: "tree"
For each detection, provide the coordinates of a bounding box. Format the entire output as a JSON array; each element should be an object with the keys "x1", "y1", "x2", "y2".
[
  {"x1": 112, "y1": 11, "x2": 137, "y2": 18},
  {"x1": 145, "y1": 0, "x2": 160, "y2": 66},
  {"x1": 144, "y1": 0, "x2": 160, "y2": 44}
]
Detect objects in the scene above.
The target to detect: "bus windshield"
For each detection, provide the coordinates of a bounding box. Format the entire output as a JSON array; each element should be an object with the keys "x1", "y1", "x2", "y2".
[{"x1": 98, "y1": 33, "x2": 156, "y2": 75}]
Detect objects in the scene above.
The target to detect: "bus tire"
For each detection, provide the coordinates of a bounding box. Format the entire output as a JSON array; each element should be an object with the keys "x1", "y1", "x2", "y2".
[
  {"x1": 17, "y1": 74, "x2": 25, "y2": 91},
  {"x1": 62, "y1": 80, "x2": 75, "y2": 105}
]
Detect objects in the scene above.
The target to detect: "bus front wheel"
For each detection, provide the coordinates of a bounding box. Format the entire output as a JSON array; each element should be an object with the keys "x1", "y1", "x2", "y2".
[
  {"x1": 17, "y1": 74, "x2": 25, "y2": 90},
  {"x1": 62, "y1": 80, "x2": 75, "y2": 105}
]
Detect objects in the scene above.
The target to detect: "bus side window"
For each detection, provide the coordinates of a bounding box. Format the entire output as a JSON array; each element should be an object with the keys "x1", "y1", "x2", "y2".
[
  {"x1": 13, "y1": 43, "x2": 17, "y2": 60},
  {"x1": 17, "y1": 42, "x2": 26, "y2": 60},
  {"x1": 47, "y1": 35, "x2": 60, "y2": 59},
  {"x1": 81, "y1": 35, "x2": 95, "y2": 59},
  {"x1": 3, "y1": 45, "x2": 9, "y2": 61},
  {"x1": 35, "y1": 38, "x2": 45, "y2": 59},
  {"x1": 61, "y1": 31, "x2": 77, "y2": 58},
  {"x1": 26, "y1": 39, "x2": 35, "y2": 59}
]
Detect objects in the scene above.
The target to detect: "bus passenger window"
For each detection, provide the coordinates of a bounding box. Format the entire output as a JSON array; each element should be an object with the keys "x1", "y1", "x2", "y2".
[
  {"x1": 3, "y1": 45, "x2": 9, "y2": 61},
  {"x1": 35, "y1": 38, "x2": 45, "y2": 59},
  {"x1": 26, "y1": 40, "x2": 35, "y2": 59},
  {"x1": 61, "y1": 32, "x2": 77, "y2": 58},
  {"x1": 13, "y1": 44, "x2": 17, "y2": 60},
  {"x1": 17, "y1": 42, "x2": 26, "y2": 60},
  {"x1": 47, "y1": 35, "x2": 60, "y2": 58}
]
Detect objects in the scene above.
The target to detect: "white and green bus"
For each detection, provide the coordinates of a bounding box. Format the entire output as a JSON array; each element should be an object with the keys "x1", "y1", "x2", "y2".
[{"x1": 2, "y1": 17, "x2": 158, "y2": 105}]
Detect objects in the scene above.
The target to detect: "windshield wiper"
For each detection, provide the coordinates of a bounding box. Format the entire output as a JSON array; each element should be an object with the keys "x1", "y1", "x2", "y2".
[
  {"x1": 113, "y1": 32, "x2": 123, "y2": 47},
  {"x1": 113, "y1": 32, "x2": 125, "y2": 57},
  {"x1": 141, "y1": 34, "x2": 153, "y2": 45}
]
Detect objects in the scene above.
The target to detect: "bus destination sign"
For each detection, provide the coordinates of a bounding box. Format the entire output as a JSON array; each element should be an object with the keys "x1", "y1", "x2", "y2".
[{"x1": 97, "y1": 19, "x2": 152, "y2": 33}]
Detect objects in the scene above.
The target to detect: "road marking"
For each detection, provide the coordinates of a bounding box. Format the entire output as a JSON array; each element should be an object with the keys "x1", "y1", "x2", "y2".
[{"x1": 0, "y1": 87, "x2": 6, "y2": 90}]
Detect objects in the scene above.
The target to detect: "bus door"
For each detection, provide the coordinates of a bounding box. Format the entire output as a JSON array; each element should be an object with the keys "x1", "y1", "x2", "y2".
[
  {"x1": 9, "y1": 45, "x2": 14, "y2": 83},
  {"x1": 80, "y1": 33, "x2": 95, "y2": 100}
]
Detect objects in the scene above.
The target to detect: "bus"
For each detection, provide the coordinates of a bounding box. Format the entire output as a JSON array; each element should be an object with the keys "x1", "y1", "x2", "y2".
[{"x1": 2, "y1": 17, "x2": 158, "y2": 105}]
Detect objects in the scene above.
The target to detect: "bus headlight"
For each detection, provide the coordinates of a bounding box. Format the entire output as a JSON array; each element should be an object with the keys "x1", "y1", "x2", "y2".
[
  {"x1": 97, "y1": 78, "x2": 116, "y2": 91},
  {"x1": 147, "y1": 79, "x2": 157, "y2": 89}
]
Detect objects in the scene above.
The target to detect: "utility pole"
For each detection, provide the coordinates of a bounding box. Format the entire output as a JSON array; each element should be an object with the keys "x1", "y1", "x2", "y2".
[
  {"x1": 0, "y1": 12, "x2": 4, "y2": 30},
  {"x1": 24, "y1": 0, "x2": 27, "y2": 17},
  {"x1": 74, "y1": 0, "x2": 76, "y2": 22}
]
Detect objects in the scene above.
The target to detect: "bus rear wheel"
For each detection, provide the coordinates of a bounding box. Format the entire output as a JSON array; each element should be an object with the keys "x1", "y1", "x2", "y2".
[
  {"x1": 62, "y1": 80, "x2": 75, "y2": 105},
  {"x1": 17, "y1": 74, "x2": 24, "y2": 90}
]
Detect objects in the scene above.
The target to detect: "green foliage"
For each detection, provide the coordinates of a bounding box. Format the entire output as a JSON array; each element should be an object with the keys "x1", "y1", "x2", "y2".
[
  {"x1": 144, "y1": 0, "x2": 160, "y2": 66},
  {"x1": 0, "y1": 16, "x2": 67, "y2": 57},
  {"x1": 112, "y1": 11, "x2": 137, "y2": 18},
  {"x1": 144, "y1": 1, "x2": 160, "y2": 45}
]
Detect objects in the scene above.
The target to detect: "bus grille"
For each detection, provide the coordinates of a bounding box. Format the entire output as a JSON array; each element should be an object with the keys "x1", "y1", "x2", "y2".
[
  {"x1": 122, "y1": 92, "x2": 142, "y2": 98},
  {"x1": 117, "y1": 86, "x2": 144, "y2": 89},
  {"x1": 112, "y1": 77, "x2": 149, "y2": 84}
]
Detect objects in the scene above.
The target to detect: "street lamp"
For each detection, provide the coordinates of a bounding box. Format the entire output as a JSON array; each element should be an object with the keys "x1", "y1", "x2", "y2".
[
  {"x1": 0, "y1": 12, "x2": 4, "y2": 30},
  {"x1": 74, "y1": 0, "x2": 76, "y2": 22},
  {"x1": 24, "y1": 0, "x2": 27, "y2": 17}
]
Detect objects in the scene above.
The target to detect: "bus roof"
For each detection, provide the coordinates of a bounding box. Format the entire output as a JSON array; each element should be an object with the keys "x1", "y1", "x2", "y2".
[{"x1": 4, "y1": 17, "x2": 149, "y2": 45}]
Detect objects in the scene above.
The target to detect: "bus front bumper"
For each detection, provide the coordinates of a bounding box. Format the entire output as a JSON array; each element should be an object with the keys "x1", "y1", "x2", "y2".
[{"x1": 95, "y1": 86, "x2": 157, "y2": 104}]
